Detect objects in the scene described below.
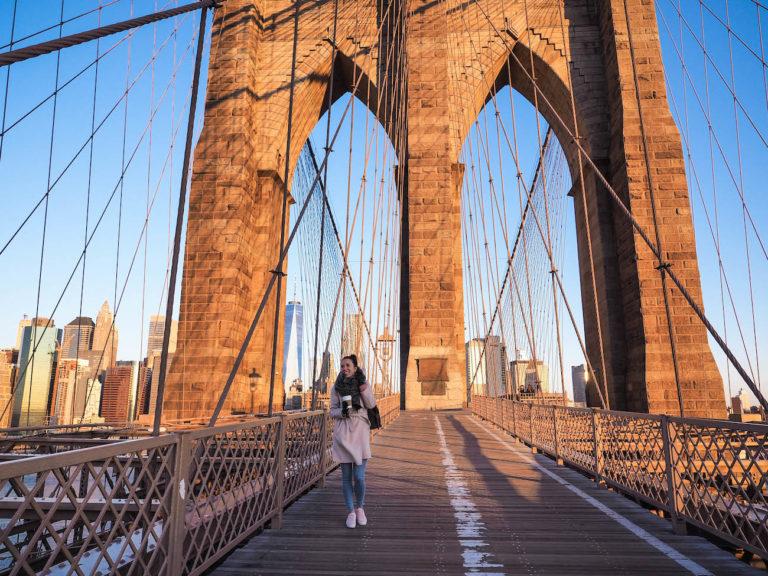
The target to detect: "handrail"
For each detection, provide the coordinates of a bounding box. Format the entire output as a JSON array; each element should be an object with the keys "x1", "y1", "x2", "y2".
[
  {"x1": 471, "y1": 394, "x2": 768, "y2": 561},
  {"x1": 0, "y1": 394, "x2": 401, "y2": 575}
]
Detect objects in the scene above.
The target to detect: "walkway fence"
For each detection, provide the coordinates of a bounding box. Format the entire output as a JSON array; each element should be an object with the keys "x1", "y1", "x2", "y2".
[
  {"x1": 0, "y1": 394, "x2": 400, "y2": 576},
  {"x1": 472, "y1": 395, "x2": 768, "y2": 560}
]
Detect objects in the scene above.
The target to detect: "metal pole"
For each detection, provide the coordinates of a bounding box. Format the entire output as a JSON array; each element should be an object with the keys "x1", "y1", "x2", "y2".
[
  {"x1": 552, "y1": 405, "x2": 562, "y2": 465},
  {"x1": 267, "y1": 0, "x2": 302, "y2": 417},
  {"x1": 661, "y1": 415, "x2": 686, "y2": 534},
  {"x1": 152, "y1": 3, "x2": 209, "y2": 436},
  {"x1": 168, "y1": 432, "x2": 193, "y2": 574},
  {"x1": 318, "y1": 410, "x2": 329, "y2": 487},
  {"x1": 511, "y1": 400, "x2": 517, "y2": 438},
  {"x1": 591, "y1": 408, "x2": 604, "y2": 485},
  {"x1": 273, "y1": 414, "x2": 288, "y2": 529},
  {"x1": 0, "y1": 1, "x2": 217, "y2": 68}
]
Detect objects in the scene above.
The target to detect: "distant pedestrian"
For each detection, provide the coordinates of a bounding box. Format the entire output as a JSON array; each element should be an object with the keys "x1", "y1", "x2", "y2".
[{"x1": 330, "y1": 354, "x2": 377, "y2": 528}]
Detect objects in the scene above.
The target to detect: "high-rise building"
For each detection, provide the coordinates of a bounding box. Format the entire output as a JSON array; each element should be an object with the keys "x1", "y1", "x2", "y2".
[
  {"x1": 0, "y1": 349, "x2": 18, "y2": 428},
  {"x1": 60, "y1": 316, "x2": 95, "y2": 359},
  {"x1": 15, "y1": 315, "x2": 31, "y2": 350},
  {"x1": 144, "y1": 315, "x2": 177, "y2": 419},
  {"x1": 342, "y1": 313, "x2": 366, "y2": 370},
  {"x1": 12, "y1": 317, "x2": 59, "y2": 427},
  {"x1": 147, "y1": 315, "x2": 178, "y2": 357},
  {"x1": 101, "y1": 363, "x2": 136, "y2": 422},
  {"x1": 312, "y1": 352, "x2": 337, "y2": 393},
  {"x1": 510, "y1": 350, "x2": 549, "y2": 395},
  {"x1": 571, "y1": 364, "x2": 588, "y2": 405},
  {"x1": 81, "y1": 378, "x2": 103, "y2": 423},
  {"x1": 485, "y1": 336, "x2": 507, "y2": 397},
  {"x1": 146, "y1": 352, "x2": 173, "y2": 421},
  {"x1": 465, "y1": 336, "x2": 507, "y2": 397},
  {"x1": 283, "y1": 300, "x2": 303, "y2": 389},
  {"x1": 92, "y1": 300, "x2": 118, "y2": 370},
  {"x1": 51, "y1": 358, "x2": 92, "y2": 425},
  {"x1": 136, "y1": 366, "x2": 153, "y2": 417},
  {"x1": 465, "y1": 338, "x2": 487, "y2": 396}
]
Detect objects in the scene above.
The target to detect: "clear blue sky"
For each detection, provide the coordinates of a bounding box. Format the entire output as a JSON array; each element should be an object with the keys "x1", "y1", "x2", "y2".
[{"x1": 0, "y1": 1, "x2": 765, "y2": 406}]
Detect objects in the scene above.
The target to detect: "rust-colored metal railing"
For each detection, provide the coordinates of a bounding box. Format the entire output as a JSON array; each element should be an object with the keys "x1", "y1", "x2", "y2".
[
  {"x1": 0, "y1": 394, "x2": 400, "y2": 575},
  {"x1": 472, "y1": 395, "x2": 768, "y2": 560}
]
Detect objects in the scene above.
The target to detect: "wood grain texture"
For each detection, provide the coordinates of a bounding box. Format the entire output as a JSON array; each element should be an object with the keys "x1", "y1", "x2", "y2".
[{"x1": 208, "y1": 411, "x2": 757, "y2": 575}]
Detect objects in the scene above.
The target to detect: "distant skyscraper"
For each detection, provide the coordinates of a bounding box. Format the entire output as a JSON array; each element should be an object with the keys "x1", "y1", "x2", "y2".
[
  {"x1": 342, "y1": 313, "x2": 365, "y2": 370},
  {"x1": 61, "y1": 316, "x2": 95, "y2": 359},
  {"x1": 12, "y1": 317, "x2": 58, "y2": 427},
  {"x1": 572, "y1": 364, "x2": 588, "y2": 405},
  {"x1": 92, "y1": 300, "x2": 118, "y2": 370},
  {"x1": 81, "y1": 378, "x2": 103, "y2": 423},
  {"x1": 0, "y1": 349, "x2": 18, "y2": 428},
  {"x1": 15, "y1": 315, "x2": 30, "y2": 350},
  {"x1": 146, "y1": 352, "x2": 173, "y2": 421},
  {"x1": 465, "y1": 338, "x2": 487, "y2": 396},
  {"x1": 51, "y1": 358, "x2": 91, "y2": 425},
  {"x1": 147, "y1": 315, "x2": 178, "y2": 357},
  {"x1": 510, "y1": 350, "x2": 549, "y2": 395},
  {"x1": 465, "y1": 336, "x2": 507, "y2": 397},
  {"x1": 283, "y1": 300, "x2": 303, "y2": 389},
  {"x1": 101, "y1": 361, "x2": 145, "y2": 422},
  {"x1": 136, "y1": 366, "x2": 153, "y2": 417}
]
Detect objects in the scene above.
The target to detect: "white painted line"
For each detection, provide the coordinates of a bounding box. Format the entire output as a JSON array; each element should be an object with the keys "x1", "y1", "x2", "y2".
[
  {"x1": 472, "y1": 416, "x2": 714, "y2": 576},
  {"x1": 434, "y1": 415, "x2": 507, "y2": 576}
]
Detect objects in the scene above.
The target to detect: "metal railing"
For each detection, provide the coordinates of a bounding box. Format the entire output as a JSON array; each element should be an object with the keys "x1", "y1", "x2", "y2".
[
  {"x1": 0, "y1": 394, "x2": 400, "y2": 575},
  {"x1": 472, "y1": 395, "x2": 768, "y2": 560}
]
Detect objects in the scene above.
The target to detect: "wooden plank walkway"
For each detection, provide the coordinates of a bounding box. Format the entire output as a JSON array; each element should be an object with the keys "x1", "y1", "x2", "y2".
[{"x1": 209, "y1": 411, "x2": 760, "y2": 576}]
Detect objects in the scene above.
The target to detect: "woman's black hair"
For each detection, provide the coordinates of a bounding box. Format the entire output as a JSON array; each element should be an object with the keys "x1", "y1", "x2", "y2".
[{"x1": 341, "y1": 354, "x2": 358, "y2": 367}]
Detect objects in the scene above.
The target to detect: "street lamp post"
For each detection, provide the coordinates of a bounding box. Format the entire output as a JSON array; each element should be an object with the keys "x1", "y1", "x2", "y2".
[
  {"x1": 248, "y1": 368, "x2": 261, "y2": 415},
  {"x1": 377, "y1": 326, "x2": 396, "y2": 395}
]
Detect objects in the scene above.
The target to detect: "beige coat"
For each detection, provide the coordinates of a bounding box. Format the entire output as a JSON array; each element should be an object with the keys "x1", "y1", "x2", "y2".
[{"x1": 330, "y1": 381, "x2": 377, "y2": 465}]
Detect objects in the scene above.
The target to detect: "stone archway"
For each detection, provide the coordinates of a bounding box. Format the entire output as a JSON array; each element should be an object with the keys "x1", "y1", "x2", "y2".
[
  {"x1": 162, "y1": 0, "x2": 725, "y2": 421},
  {"x1": 437, "y1": 0, "x2": 724, "y2": 416}
]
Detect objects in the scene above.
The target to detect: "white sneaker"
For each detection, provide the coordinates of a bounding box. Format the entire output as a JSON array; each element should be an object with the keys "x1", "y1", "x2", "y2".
[
  {"x1": 346, "y1": 511, "x2": 356, "y2": 529},
  {"x1": 355, "y1": 507, "x2": 367, "y2": 526}
]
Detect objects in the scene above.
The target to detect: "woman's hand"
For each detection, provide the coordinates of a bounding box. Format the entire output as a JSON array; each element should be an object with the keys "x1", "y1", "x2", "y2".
[{"x1": 358, "y1": 382, "x2": 369, "y2": 392}]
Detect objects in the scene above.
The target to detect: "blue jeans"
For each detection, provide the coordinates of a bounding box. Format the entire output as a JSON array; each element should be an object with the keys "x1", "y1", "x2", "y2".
[{"x1": 341, "y1": 460, "x2": 367, "y2": 512}]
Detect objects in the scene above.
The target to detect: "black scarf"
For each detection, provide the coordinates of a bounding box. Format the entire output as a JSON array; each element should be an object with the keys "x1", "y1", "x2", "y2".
[{"x1": 334, "y1": 368, "x2": 366, "y2": 410}]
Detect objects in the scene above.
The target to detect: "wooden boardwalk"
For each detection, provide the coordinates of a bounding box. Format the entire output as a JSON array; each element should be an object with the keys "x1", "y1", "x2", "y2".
[{"x1": 209, "y1": 411, "x2": 760, "y2": 576}]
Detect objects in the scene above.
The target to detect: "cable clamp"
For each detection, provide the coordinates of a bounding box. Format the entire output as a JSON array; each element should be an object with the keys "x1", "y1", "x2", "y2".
[
  {"x1": 655, "y1": 261, "x2": 672, "y2": 271},
  {"x1": 270, "y1": 268, "x2": 287, "y2": 277}
]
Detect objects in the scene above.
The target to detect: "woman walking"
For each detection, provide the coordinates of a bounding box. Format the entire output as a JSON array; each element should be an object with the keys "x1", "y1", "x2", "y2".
[{"x1": 330, "y1": 354, "x2": 377, "y2": 528}]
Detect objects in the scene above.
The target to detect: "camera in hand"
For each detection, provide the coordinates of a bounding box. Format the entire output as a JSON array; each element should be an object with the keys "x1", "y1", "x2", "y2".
[{"x1": 341, "y1": 395, "x2": 353, "y2": 417}]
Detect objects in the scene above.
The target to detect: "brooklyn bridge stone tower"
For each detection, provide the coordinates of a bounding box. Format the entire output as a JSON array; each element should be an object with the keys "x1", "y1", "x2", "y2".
[{"x1": 163, "y1": 0, "x2": 726, "y2": 421}]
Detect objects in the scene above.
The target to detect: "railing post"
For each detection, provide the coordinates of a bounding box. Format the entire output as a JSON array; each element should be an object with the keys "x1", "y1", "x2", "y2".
[
  {"x1": 273, "y1": 414, "x2": 288, "y2": 529},
  {"x1": 529, "y1": 405, "x2": 536, "y2": 453},
  {"x1": 511, "y1": 401, "x2": 517, "y2": 439},
  {"x1": 661, "y1": 415, "x2": 687, "y2": 534},
  {"x1": 167, "y1": 432, "x2": 193, "y2": 575},
  {"x1": 501, "y1": 399, "x2": 507, "y2": 432},
  {"x1": 552, "y1": 405, "x2": 562, "y2": 465},
  {"x1": 591, "y1": 408, "x2": 604, "y2": 486},
  {"x1": 318, "y1": 410, "x2": 329, "y2": 488}
]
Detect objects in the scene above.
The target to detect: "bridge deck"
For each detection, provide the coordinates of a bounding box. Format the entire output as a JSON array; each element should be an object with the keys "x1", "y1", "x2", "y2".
[{"x1": 209, "y1": 411, "x2": 758, "y2": 576}]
